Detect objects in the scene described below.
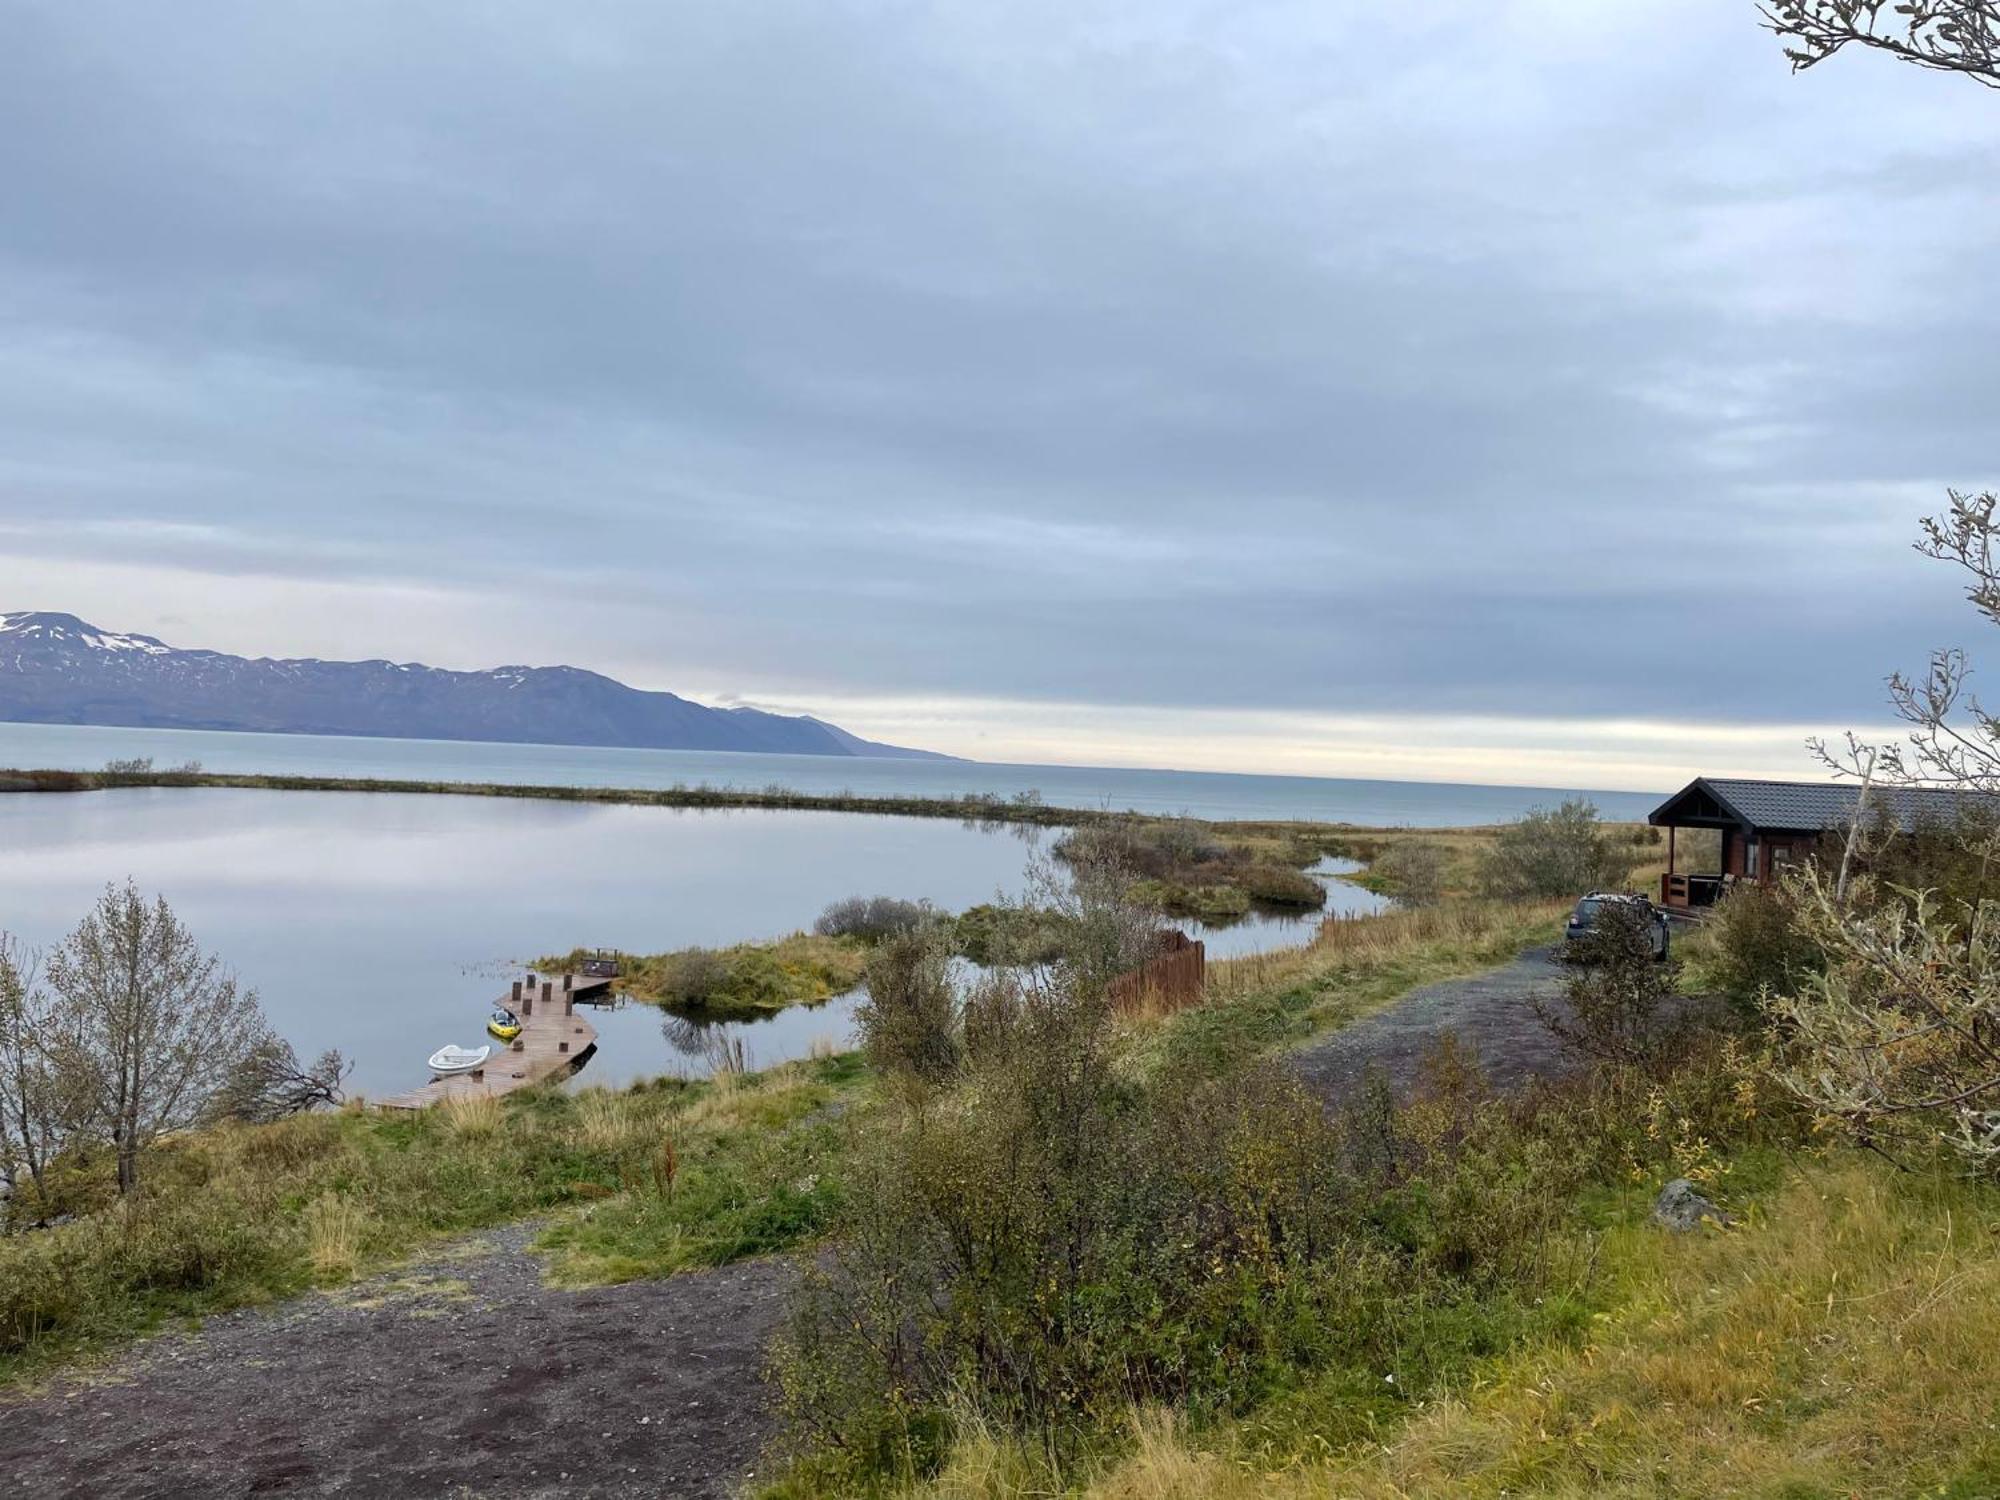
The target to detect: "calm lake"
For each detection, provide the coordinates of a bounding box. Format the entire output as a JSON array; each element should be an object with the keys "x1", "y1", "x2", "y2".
[{"x1": 0, "y1": 786, "x2": 1388, "y2": 1096}]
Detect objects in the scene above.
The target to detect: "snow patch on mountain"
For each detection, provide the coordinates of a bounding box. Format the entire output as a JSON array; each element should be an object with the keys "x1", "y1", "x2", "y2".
[{"x1": 0, "y1": 611, "x2": 950, "y2": 760}]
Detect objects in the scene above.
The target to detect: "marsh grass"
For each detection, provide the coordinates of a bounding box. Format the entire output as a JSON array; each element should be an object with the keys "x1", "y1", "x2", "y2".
[{"x1": 438, "y1": 1091, "x2": 503, "y2": 1139}]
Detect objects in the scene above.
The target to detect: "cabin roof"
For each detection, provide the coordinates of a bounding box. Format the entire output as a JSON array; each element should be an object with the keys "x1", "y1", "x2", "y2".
[{"x1": 1649, "y1": 776, "x2": 1981, "y2": 834}]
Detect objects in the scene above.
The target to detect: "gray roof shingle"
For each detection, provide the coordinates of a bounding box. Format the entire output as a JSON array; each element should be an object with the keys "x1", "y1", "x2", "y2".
[{"x1": 1653, "y1": 777, "x2": 1986, "y2": 834}]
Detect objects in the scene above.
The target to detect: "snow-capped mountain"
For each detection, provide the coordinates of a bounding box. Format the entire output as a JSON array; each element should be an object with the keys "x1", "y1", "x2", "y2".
[{"x1": 0, "y1": 612, "x2": 948, "y2": 759}]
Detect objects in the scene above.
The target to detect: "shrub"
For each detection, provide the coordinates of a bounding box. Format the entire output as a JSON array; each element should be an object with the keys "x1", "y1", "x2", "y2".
[
  {"x1": 949, "y1": 903, "x2": 1067, "y2": 966},
  {"x1": 1537, "y1": 901, "x2": 1692, "y2": 1068},
  {"x1": 1769, "y1": 871, "x2": 2000, "y2": 1176},
  {"x1": 770, "y1": 996, "x2": 1787, "y2": 1492},
  {"x1": 1053, "y1": 818, "x2": 1323, "y2": 921},
  {"x1": 1235, "y1": 864, "x2": 1326, "y2": 908},
  {"x1": 856, "y1": 926, "x2": 961, "y2": 1084},
  {"x1": 1705, "y1": 878, "x2": 1823, "y2": 1010},
  {"x1": 652, "y1": 947, "x2": 732, "y2": 1006},
  {"x1": 1867, "y1": 804, "x2": 2000, "y2": 908},
  {"x1": 1373, "y1": 840, "x2": 1449, "y2": 907},
  {"x1": 1478, "y1": 799, "x2": 1635, "y2": 900},
  {"x1": 813, "y1": 896, "x2": 935, "y2": 944}
]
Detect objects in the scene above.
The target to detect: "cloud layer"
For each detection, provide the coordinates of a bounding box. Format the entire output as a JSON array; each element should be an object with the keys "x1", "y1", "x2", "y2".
[{"x1": 2, "y1": 1, "x2": 1996, "y2": 784}]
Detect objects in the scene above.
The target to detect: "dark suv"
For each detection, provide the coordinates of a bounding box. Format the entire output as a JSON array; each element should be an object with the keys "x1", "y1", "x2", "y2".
[{"x1": 1564, "y1": 891, "x2": 1670, "y2": 959}]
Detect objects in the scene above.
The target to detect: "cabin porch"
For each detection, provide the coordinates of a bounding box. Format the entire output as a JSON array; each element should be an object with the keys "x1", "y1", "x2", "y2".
[{"x1": 1649, "y1": 778, "x2": 1831, "y2": 912}]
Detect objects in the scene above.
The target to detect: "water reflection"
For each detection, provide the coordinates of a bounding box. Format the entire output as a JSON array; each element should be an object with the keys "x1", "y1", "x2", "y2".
[
  {"x1": 0, "y1": 789, "x2": 1022, "y2": 1095},
  {"x1": 1188, "y1": 856, "x2": 1394, "y2": 960}
]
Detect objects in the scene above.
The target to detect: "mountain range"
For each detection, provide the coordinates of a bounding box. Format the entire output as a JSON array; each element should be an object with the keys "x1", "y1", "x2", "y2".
[{"x1": 0, "y1": 612, "x2": 948, "y2": 760}]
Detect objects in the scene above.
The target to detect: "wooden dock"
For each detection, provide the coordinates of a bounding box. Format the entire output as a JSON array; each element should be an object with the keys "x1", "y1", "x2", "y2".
[{"x1": 380, "y1": 970, "x2": 616, "y2": 1111}]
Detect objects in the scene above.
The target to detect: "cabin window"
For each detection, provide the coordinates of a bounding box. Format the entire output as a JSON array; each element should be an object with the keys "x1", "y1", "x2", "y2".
[{"x1": 1743, "y1": 839, "x2": 1760, "y2": 878}]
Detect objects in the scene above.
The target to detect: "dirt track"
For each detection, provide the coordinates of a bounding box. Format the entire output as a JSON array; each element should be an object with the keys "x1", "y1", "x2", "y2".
[
  {"x1": 1287, "y1": 944, "x2": 1571, "y2": 1103},
  {"x1": 0, "y1": 1223, "x2": 794, "y2": 1500}
]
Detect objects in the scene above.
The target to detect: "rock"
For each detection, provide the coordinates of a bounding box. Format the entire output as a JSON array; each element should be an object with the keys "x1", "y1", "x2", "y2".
[{"x1": 1653, "y1": 1178, "x2": 1735, "y2": 1232}]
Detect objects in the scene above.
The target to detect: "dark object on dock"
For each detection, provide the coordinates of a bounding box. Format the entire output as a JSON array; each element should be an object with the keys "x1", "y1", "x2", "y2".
[{"x1": 579, "y1": 949, "x2": 623, "y2": 980}]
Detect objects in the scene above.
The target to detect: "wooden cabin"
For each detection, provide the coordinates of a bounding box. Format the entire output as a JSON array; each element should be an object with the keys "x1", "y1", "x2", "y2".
[{"x1": 1648, "y1": 776, "x2": 1976, "y2": 911}]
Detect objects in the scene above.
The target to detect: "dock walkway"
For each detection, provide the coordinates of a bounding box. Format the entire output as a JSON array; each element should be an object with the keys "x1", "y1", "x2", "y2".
[{"x1": 380, "y1": 970, "x2": 615, "y2": 1110}]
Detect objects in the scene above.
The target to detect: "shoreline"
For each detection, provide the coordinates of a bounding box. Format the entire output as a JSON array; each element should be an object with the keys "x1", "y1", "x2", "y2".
[
  {"x1": 0, "y1": 764, "x2": 1446, "y2": 836},
  {"x1": 0, "y1": 765, "x2": 1107, "y2": 826}
]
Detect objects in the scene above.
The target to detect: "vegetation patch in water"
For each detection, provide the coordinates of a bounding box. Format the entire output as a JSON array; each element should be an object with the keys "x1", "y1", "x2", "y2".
[
  {"x1": 1056, "y1": 816, "x2": 1328, "y2": 923},
  {"x1": 544, "y1": 934, "x2": 867, "y2": 1015}
]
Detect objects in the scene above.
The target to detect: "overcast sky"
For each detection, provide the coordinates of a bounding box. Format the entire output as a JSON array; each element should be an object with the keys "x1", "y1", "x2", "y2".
[{"x1": 3, "y1": 1, "x2": 1996, "y2": 789}]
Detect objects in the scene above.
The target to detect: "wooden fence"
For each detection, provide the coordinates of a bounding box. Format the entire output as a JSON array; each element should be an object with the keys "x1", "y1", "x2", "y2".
[{"x1": 1107, "y1": 930, "x2": 1206, "y2": 1016}]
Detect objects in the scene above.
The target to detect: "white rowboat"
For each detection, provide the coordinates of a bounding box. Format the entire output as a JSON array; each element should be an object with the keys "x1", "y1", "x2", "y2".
[{"x1": 427, "y1": 1044, "x2": 491, "y2": 1077}]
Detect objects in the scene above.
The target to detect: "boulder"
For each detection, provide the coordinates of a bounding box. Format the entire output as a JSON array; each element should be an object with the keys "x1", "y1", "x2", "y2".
[{"x1": 1653, "y1": 1177, "x2": 1735, "y2": 1232}]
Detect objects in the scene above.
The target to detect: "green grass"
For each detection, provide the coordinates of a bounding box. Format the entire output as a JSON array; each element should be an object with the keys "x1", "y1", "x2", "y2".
[
  {"x1": 536, "y1": 1056, "x2": 866, "y2": 1283},
  {"x1": 0, "y1": 1054, "x2": 868, "y2": 1384}
]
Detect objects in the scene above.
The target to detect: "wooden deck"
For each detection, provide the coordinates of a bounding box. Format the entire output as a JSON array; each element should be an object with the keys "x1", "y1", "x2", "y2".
[{"x1": 379, "y1": 971, "x2": 617, "y2": 1111}]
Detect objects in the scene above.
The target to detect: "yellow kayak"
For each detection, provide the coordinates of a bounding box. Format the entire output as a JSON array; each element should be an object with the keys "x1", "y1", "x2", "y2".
[{"x1": 487, "y1": 1009, "x2": 522, "y2": 1042}]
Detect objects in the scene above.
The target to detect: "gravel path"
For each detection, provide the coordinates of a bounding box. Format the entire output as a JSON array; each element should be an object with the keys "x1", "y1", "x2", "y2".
[
  {"x1": 1287, "y1": 945, "x2": 1571, "y2": 1104},
  {"x1": 0, "y1": 1224, "x2": 796, "y2": 1500}
]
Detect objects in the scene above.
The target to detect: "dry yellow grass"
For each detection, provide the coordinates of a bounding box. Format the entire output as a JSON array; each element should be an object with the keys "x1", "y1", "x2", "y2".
[
  {"x1": 570, "y1": 1087, "x2": 640, "y2": 1154},
  {"x1": 903, "y1": 1154, "x2": 2000, "y2": 1500},
  {"x1": 437, "y1": 1091, "x2": 503, "y2": 1139},
  {"x1": 302, "y1": 1194, "x2": 371, "y2": 1280}
]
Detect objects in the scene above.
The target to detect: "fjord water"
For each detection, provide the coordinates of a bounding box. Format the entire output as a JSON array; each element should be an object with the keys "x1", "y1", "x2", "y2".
[{"x1": 0, "y1": 721, "x2": 1663, "y2": 823}]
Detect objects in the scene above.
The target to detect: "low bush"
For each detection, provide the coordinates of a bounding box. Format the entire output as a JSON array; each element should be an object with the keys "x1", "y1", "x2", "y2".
[
  {"x1": 948, "y1": 903, "x2": 1067, "y2": 966},
  {"x1": 1371, "y1": 839, "x2": 1449, "y2": 906},
  {"x1": 1539, "y1": 900, "x2": 1696, "y2": 1068},
  {"x1": 1055, "y1": 816, "x2": 1326, "y2": 922},
  {"x1": 1703, "y1": 877, "x2": 1823, "y2": 1009},
  {"x1": 901, "y1": 1148, "x2": 2000, "y2": 1500},
  {"x1": 1132, "y1": 879, "x2": 1250, "y2": 921},
  {"x1": 1769, "y1": 871, "x2": 2000, "y2": 1177},
  {"x1": 812, "y1": 896, "x2": 935, "y2": 943},
  {"x1": 855, "y1": 926, "x2": 960, "y2": 1084},
  {"x1": 1478, "y1": 799, "x2": 1636, "y2": 901},
  {"x1": 1234, "y1": 864, "x2": 1326, "y2": 907}
]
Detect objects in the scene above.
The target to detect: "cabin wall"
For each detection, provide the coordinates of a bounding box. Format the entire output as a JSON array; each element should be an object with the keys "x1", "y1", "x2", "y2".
[{"x1": 1721, "y1": 828, "x2": 1821, "y2": 882}]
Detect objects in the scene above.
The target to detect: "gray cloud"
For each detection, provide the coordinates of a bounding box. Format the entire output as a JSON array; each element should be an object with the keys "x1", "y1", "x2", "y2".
[{"x1": 2, "y1": 0, "x2": 1996, "y2": 744}]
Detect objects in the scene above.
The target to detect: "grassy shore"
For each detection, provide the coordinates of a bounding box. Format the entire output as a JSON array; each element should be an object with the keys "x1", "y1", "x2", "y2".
[{"x1": 0, "y1": 1055, "x2": 865, "y2": 1385}]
